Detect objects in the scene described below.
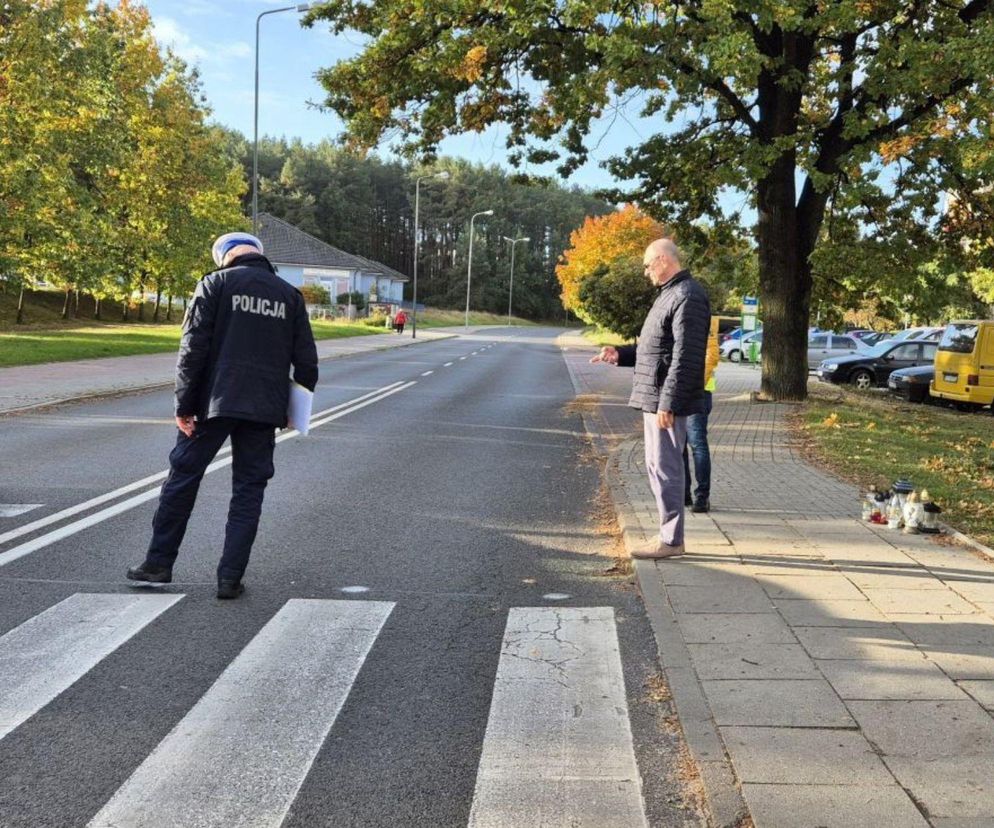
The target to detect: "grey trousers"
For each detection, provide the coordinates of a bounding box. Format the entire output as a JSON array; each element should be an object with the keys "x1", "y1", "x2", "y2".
[{"x1": 643, "y1": 413, "x2": 688, "y2": 546}]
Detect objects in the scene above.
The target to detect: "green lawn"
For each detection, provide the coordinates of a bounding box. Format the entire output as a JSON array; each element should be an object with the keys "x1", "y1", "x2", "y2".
[
  {"x1": 0, "y1": 320, "x2": 381, "y2": 368},
  {"x1": 797, "y1": 382, "x2": 994, "y2": 546},
  {"x1": 581, "y1": 326, "x2": 632, "y2": 348},
  {"x1": 413, "y1": 308, "x2": 537, "y2": 328}
]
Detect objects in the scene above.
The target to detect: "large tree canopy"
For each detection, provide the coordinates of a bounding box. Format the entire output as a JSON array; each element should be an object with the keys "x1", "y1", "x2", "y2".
[{"x1": 309, "y1": 0, "x2": 994, "y2": 399}]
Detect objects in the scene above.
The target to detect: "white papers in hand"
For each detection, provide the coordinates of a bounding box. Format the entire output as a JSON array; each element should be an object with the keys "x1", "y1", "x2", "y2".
[{"x1": 287, "y1": 382, "x2": 314, "y2": 435}]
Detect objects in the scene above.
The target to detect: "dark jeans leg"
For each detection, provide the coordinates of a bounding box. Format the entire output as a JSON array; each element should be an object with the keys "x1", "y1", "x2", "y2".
[
  {"x1": 683, "y1": 391, "x2": 713, "y2": 500},
  {"x1": 217, "y1": 421, "x2": 276, "y2": 581},
  {"x1": 146, "y1": 419, "x2": 233, "y2": 568}
]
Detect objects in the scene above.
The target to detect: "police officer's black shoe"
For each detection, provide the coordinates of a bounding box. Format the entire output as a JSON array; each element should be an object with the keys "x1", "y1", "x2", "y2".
[
  {"x1": 126, "y1": 562, "x2": 172, "y2": 584},
  {"x1": 216, "y1": 579, "x2": 245, "y2": 600},
  {"x1": 692, "y1": 498, "x2": 711, "y2": 514},
  {"x1": 685, "y1": 494, "x2": 694, "y2": 507}
]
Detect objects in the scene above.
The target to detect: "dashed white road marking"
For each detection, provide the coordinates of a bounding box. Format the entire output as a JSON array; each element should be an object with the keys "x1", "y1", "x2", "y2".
[
  {"x1": 421, "y1": 371, "x2": 434, "y2": 376},
  {"x1": 0, "y1": 504, "x2": 43, "y2": 518},
  {"x1": 444, "y1": 362, "x2": 454, "y2": 367}
]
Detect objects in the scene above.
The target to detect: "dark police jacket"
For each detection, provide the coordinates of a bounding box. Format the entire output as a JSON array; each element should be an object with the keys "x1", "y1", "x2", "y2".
[
  {"x1": 175, "y1": 253, "x2": 319, "y2": 427},
  {"x1": 616, "y1": 270, "x2": 711, "y2": 416}
]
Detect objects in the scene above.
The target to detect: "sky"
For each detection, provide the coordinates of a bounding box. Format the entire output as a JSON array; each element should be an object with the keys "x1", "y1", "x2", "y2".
[{"x1": 142, "y1": 0, "x2": 652, "y2": 193}]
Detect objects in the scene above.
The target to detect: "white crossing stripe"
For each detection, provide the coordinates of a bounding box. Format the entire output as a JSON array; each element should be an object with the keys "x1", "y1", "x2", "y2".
[
  {"x1": 0, "y1": 504, "x2": 43, "y2": 518},
  {"x1": 0, "y1": 593, "x2": 183, "y2": 741},
  {"x1": 469, "y1": 607, "x2": 648, "y2": 827},
  {"x1": 89, "y1": 599, "x2": 395, "y2": 828}
]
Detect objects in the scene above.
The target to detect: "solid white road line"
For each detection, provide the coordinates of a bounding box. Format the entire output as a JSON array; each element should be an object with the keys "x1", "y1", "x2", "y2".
[
  {"x1": 0, "y1": 382, "x2": 407, "y2": 550},
  {"x1": 0, "y1": 382, "x2": 416, "y2": 568},
  {"x1": 0, "y1": 592, "x2": 183, "y2": 741},
  {"x1": 468, "y1": 607, "x2": 648, "y2": 828},
  {"x1": 88, "y1": 599, "x2": 394, "y2": 828}
]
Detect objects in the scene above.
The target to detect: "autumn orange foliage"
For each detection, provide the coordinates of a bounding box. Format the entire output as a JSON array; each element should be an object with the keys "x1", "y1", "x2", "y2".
[{"x1": 556, "y1": 205, "x2": 666, "y2": 315}]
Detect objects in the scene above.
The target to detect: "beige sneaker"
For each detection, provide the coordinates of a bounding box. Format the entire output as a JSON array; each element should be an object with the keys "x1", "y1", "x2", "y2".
[{"x1": 631, "y1": 541, "x2": 685, "y2": 559}]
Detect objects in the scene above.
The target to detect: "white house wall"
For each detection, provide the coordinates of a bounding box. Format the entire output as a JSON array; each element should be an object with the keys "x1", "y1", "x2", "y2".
[{"x1": 273, "y1": 264, "x2": 304, "y2": 288}]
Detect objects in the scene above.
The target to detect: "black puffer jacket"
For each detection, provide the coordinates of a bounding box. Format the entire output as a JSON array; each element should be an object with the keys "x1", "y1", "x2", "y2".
[
  {"x1": 175, "y1": 253, "x2": 319, "y2": 426},
  {"x1": 617, "y1": 270, "x2": 711, "y2": 416}
]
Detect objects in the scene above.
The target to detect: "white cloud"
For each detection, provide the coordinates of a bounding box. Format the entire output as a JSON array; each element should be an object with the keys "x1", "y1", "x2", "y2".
[{"x1": 152, "y1": 16, "x2": 251, "y2": 67}]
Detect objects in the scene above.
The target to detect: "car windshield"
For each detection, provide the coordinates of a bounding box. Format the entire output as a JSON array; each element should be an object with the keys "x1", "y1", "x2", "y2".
[
  {"x1": 861, "y1": 342, "x2": 894, "y2": 358},
  {"x1": 938, "y1": 323, "x2": 979, "y2": 354}
]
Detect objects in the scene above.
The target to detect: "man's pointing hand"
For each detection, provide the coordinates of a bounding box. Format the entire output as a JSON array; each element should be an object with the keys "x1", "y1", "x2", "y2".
[{"x1": 590, "y1": 346, "x2": 619, "y2": 365}]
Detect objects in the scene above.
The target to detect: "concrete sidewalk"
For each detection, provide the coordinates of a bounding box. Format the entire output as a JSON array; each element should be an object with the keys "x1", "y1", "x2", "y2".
[
  {"x1": 0, "y1": 326, "x2": 504, "y2": 415},
  {"x1": 563, "y1": 336, "x2": 994, "y2": 828}
]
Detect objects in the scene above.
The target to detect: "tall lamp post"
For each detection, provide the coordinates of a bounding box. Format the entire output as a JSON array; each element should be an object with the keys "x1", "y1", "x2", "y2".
[
  {"x1": 464, "y1": 209, "x2": 493, "y2": 328},
  {"x1": 411, "y1": 170, "x2": 449, "y2": 338},
  {"x1": 502, "y1": 235, "x2": 530, "y2": 327},
  {"x1": 253, "y1": 4, "x2": 311, "y2": 235}
]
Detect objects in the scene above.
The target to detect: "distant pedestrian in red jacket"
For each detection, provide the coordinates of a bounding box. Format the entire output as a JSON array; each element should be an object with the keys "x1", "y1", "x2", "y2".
[{"x1": 393, "y1": 309, "x2": 407, "y2": 334}]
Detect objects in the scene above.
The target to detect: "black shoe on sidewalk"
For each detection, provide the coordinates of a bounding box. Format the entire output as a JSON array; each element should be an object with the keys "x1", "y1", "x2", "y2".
[
  {"x1": 684, "y1": 494, "x2": 694, "y2": 507},
  {"x1": 126, "y1": 562, "x2": 172, "y2": 584},
  {"x1": 216, "y1": 580, "x2": 245, "y2": 600},
  {"x1": 692, "y1": 498, "x2": 711, "y2": 514}
]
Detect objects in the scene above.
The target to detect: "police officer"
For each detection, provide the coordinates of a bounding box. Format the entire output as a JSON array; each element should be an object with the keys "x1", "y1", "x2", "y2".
[{"x1": 127, "y1": 232, "x2": 319, "y2": 599}]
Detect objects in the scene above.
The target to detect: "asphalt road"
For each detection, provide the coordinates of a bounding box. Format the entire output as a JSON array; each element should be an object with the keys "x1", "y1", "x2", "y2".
[{"x1": 0, "y1": 328, "x2": 699, "y2": 827}]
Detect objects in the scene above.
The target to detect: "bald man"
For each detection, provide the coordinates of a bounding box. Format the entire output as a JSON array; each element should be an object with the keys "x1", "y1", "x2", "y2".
[{"x1": 591, "y1": 239, "x2": 711, "y2": 558}]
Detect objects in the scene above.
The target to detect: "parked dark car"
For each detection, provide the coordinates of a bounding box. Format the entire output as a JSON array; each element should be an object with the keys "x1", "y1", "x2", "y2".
[
  {"x1": 887, "y1": 364, "x2": 935, "y2": 403},
  {"x1": 817, "y1": 340, "x2": 938, "y2": 389}
]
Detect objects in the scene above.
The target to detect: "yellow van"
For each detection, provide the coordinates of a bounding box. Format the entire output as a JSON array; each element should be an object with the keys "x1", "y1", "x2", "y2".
[{"x1": 931, "y1": 321, "x2": 994, "y2": 407}]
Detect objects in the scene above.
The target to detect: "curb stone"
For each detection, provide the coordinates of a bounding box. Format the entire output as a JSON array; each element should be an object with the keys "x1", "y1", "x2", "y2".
[
  {"x1": 610, "y1": 441, "x2": 749, "y2": 828},
  {"x1": 558, "y1": 334, "x2": 748, "y2": 828}
]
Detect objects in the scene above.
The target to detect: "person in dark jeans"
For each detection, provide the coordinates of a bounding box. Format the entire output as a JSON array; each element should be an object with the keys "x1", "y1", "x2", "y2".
[
  {"x1": 684, "y1": 315, "x2": 719, "y2": 513},
  {"x1": 126, "y1": 232, "x2": 318, "y2": 599},
  {"x1": 683, "y1": 390, "x2": 713, "y2": 512}
]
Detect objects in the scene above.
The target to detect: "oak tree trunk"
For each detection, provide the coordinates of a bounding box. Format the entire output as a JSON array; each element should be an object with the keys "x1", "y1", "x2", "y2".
[{"x1": 756, "y1": 159, "x2": 813, "y2": 401}]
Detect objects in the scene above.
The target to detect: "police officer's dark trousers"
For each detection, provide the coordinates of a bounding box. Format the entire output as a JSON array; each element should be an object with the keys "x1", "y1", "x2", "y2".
[{"x1": 146, "y1": 417, "x2": 276, "y2": 581}]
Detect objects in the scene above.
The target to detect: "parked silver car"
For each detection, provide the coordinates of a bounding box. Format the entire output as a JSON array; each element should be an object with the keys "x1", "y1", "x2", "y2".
[{"x1": 807, "y1": 333, "x2": 863, "y2": 369}]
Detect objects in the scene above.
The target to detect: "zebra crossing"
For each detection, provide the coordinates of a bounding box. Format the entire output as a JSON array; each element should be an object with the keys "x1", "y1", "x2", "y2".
[{"x1": 1, "y1": 593, "x2": 648, "y2": 827}]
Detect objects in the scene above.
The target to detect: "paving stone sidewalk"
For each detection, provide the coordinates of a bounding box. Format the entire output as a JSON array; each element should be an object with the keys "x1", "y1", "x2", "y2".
[
  {"x1": 0, "y1": 326, "x2": 507, "y2": 415},
  {"x1": 562, "y1": 337, "x2": 994, "y2": 828}
]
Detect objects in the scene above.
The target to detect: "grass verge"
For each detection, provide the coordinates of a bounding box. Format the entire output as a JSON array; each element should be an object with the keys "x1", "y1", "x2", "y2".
[
  {"x1": 580, "y1": 326, "x2": 631, "y2": 348},
  {"x1": 0, "y1": 320, "x2": 382, "y2": 368},
  {"x1": 413, "y1": 308, "x2": 537, "y2": 328},
  {"x1": 794, "y1": 380, "x2": 994, "y2": 547}
]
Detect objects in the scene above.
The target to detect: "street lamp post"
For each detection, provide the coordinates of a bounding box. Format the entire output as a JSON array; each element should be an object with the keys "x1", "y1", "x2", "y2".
[
  {"x1": 411, "y1": 170, "x2": 449, "y2": 339},
  {"x1": 253, "y1": 4, "x2": 311, "y2": 235},
  {"x1": 502, "y1": 235, "x2": 530, "y2": 327},
  {"x1": 464, "y1": 209, "x2": 493, "y2": 329}
]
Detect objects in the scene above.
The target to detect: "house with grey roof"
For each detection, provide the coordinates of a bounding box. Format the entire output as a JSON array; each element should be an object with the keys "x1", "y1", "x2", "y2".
[{"x1": 257, "y1": 213, "x2": 408, "y2": 306}]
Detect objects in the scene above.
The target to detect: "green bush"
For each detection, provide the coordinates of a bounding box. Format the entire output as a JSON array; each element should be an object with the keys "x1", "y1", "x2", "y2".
[
  {"x1": 300, "y1": 284, "x2": 331, "y2": 305},
  {"x1": 337, "y1": 291, "x2": 366, "y2": 311},
  {"x1": 578, "y1": 256, "x2": 657, "y2": 341}
]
